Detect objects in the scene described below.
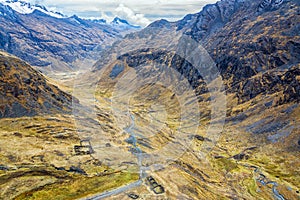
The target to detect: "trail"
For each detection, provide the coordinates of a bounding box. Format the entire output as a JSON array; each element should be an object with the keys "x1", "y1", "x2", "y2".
[{"x1": 82, "y1": 180, "x2": 142, "y2": 200}]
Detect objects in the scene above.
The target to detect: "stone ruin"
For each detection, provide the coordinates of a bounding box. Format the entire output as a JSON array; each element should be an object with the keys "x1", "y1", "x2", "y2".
[
  {"x1": 74, "y1": 139, "x2": 94, "y2": 155},
  {"x1": 146, "y1": 176, "x2": 165, "y2": 195}
]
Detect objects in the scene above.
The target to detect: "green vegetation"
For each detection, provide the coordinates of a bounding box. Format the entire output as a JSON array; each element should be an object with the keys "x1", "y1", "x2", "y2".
[
  {"x1": 15, "y1": 172, "x2": 138, "y2": 200},
  {"x1": 215, "y1": 158, "x2": 238, "y2": 173},
  {"x1": 244, "y1": 178, "x2": 258, "y2": 197}
]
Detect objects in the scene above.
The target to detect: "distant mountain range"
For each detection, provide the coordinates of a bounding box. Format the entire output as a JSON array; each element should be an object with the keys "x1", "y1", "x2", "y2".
[
  {"x1": 0, "y1": 0, "x2": 140, "y2": 27},
  {"x1": 0, "y1": 0, "x2": 140, "y2": 73}
]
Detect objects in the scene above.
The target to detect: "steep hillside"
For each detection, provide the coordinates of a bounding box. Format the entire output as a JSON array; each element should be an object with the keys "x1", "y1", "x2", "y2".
[{"x1": 0, "y1": 51, "x2": 74, "y2": 118}]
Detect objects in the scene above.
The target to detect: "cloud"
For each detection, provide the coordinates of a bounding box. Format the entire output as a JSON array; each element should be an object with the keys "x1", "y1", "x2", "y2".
[{"x1": 115, "y1": 4, "x2": 151, "y2": 27}]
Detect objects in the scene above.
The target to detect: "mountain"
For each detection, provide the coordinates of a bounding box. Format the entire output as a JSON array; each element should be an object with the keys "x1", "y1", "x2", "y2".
[
  {"x1": 0, "y1": 51, "x2": 74, "y2": 118},
  {"x1": 0, "y1": 0, "x2": 140, "y2": 73}
]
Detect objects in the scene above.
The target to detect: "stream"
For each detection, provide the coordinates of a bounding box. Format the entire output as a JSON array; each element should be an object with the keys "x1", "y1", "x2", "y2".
[
  {"x1": 251, "y1": 166, "x2": 286, "y2": 200},
  {"x1": 124, "y1": 113, "x2": 146, "y2": 180}
]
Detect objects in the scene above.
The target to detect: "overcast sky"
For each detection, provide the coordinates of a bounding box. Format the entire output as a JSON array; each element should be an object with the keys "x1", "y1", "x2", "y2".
[{"x1": 26, "y1": 0, "x2": 218, "y2": 26}]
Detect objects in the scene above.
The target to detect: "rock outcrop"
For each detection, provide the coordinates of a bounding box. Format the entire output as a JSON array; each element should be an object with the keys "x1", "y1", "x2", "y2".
[
  {"x1": 258, "y1": 0, "x2": 284, "y2": 11},
  {"x1": 182, "y1": 0, "x2": 247, "y2": 41}
]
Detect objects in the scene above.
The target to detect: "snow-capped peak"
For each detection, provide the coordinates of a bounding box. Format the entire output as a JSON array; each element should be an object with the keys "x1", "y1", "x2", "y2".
[
  {"x1": 0, "y1": 0, "x2": 65, "y2": 18},
  {"x1": 111, "y1": 17, "x2": 141, "y2": 29},
  {"x1": 111, "y1": 17, "x2": 130, "y2": 26}
]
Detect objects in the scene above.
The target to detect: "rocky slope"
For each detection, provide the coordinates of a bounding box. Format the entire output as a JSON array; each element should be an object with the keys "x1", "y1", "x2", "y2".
[
  {"x1": 0, "y1": 51, "x2": 74, "y2": 118},
  {"x1": 202, "y1": 0, "x2": 299, "y2": 103},
  {"x1": 0, "y1": 1, "x2": 140, "y2": 73}
]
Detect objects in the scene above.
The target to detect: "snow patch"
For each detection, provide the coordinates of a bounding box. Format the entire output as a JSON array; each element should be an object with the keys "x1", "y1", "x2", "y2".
[{"x1": 0, "y1": 0, "x2": 65, "y2": 18}]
